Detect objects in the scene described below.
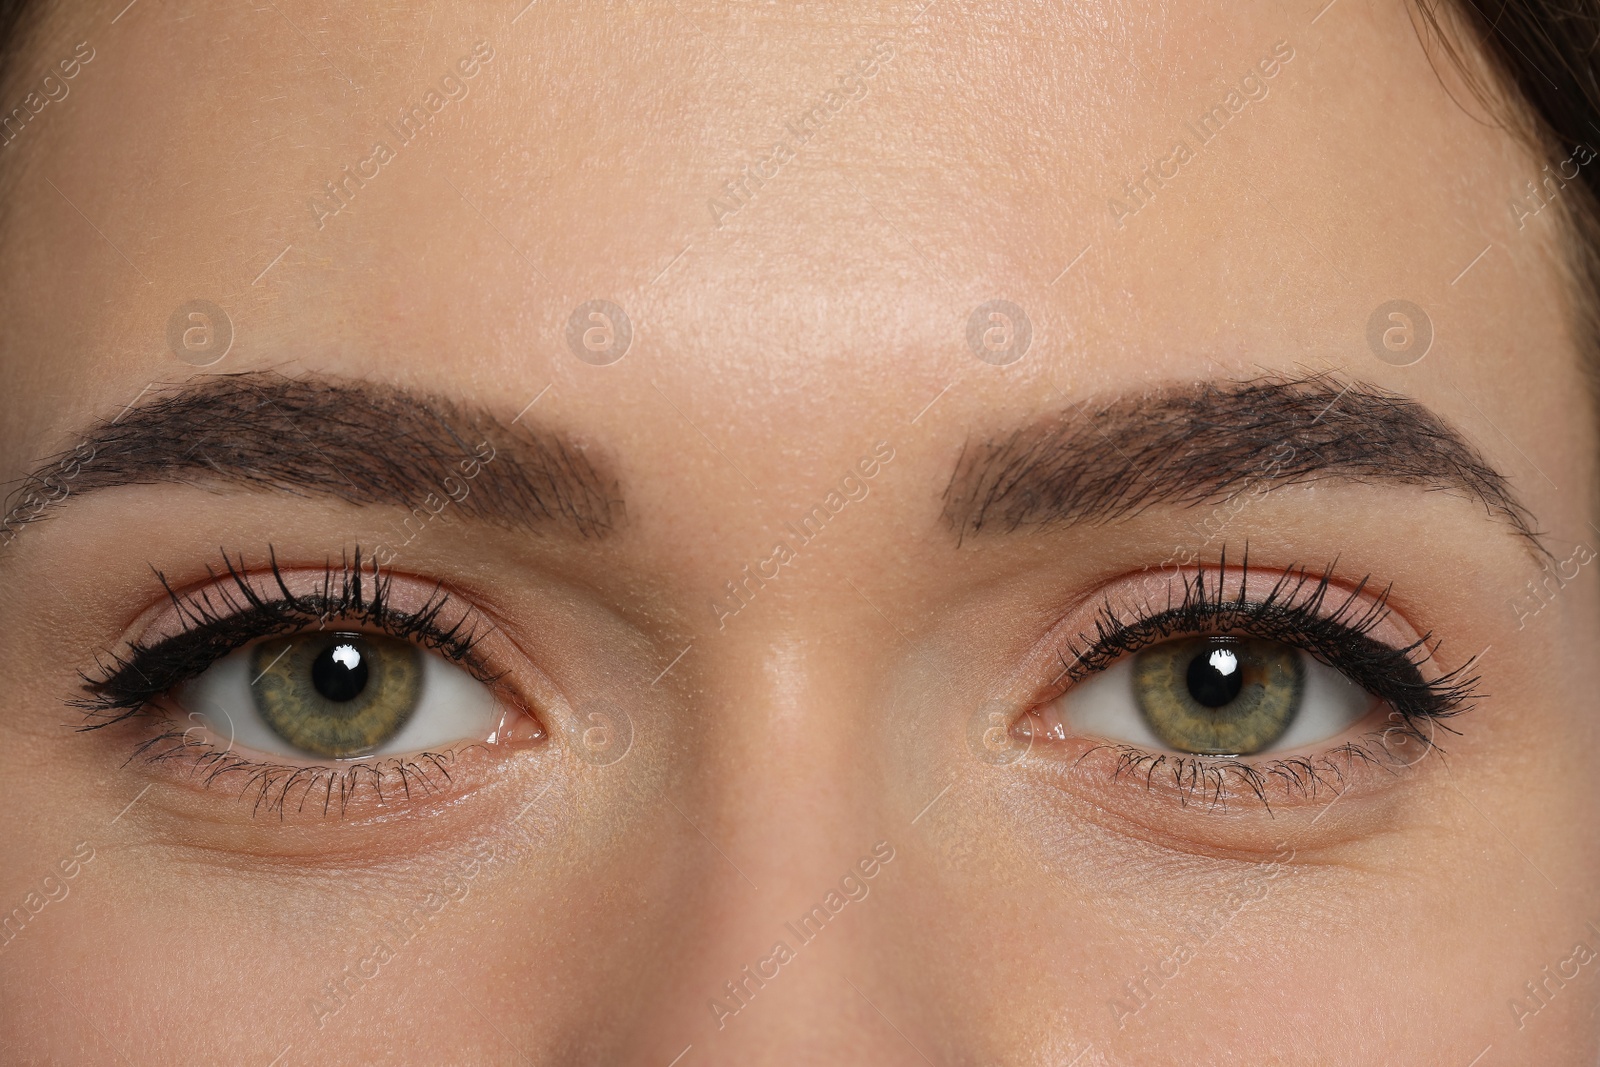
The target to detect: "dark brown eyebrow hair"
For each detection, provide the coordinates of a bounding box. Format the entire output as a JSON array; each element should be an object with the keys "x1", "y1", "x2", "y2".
[
  {"x1": 4, "y1": 372, "x2": 622, "y2": 540},
  {"x1": 942, "y1": 374, "x2": 1543, "y2": 550}
]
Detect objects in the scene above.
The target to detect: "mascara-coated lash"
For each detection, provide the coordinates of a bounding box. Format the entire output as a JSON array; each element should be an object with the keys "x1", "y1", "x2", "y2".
[
  {"x1": 74, "y1": 546, "x2": 499, "y2": 729},
  {"x1": 1053, "y1": 549, "x2": 1479, "y2": 729}
]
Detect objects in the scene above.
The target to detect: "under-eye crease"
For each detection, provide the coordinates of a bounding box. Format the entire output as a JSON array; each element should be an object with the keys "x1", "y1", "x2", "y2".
[
  {"x1": 1022, "y1": 550, "x2": 1481, "y2": 808},
  {"x1": 74, "y1": 547, "x2": 541, "y2": 817}
]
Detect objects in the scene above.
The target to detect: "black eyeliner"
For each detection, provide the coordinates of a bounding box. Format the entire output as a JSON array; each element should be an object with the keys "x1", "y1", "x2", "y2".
[
  {"x1": 1055, "y1": 549, "x2": 1479, "y2": 737},
  {"x1": 74, "y1": 546, "x2": 499, "y2": 729}
]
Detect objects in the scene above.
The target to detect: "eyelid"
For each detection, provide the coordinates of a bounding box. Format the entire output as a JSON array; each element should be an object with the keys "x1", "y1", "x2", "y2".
[
  {"x1": 1027, "y1": 560, "x2": 1437, "y2": 703},
  {"x1": 121, "y1": 553, "x2": 490, "y2": 652},
  {"x1": 75, "y1": 549, "x2": 517, "y2": 730}
]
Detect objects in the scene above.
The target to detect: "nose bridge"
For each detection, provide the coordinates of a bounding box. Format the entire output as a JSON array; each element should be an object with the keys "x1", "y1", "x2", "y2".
[{"x1": 660, "y1": 625, "x2": 917, "y2": 1063}]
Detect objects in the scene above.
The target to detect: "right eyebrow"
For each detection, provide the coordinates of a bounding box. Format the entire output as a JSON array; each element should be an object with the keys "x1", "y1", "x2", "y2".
[{"x1": 3, "y1": 371, "x2": 622, "y2": 541}]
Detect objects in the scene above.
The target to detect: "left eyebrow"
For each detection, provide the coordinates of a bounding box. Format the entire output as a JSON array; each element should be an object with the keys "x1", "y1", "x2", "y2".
[{"x1": 941, "y1": 374, "x2": 1543, "y2": 549}]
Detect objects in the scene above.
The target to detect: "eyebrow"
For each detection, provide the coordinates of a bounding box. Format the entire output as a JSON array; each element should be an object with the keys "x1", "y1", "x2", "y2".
[
  {"x1": 942, "y1": 375, "x2": 1542, "y2": 549},
  {"x1": 5, "y1": 372, "x2": 622, "y2": 540}
]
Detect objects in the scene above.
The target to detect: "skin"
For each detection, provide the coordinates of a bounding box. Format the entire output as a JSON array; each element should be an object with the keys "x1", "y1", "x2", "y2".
[{"x1": 1, "y1": 0, "x2": 1598, "y2": 1063}]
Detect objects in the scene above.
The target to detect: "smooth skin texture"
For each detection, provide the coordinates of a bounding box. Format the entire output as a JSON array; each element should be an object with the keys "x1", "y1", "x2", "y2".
[{"x1": 1, "y1": 0, "x2": 1598, "y2": 1063}]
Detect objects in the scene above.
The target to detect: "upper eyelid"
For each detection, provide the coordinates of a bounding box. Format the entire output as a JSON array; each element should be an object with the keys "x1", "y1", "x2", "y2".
[
  {"x1": 74, "y1": 550, "x2": 504, "y2": 727},
  {"x1": 1051, "y1": 565, "x2": 1399, "y2": 674},
  {"x1": 1057, "y1": 592, "x2": 1410, "y2": 678},
  {"x1": 1028, "y1": 558, "x2": 1458, "y2": 688},
  {"x1": 1067, "y1": 560, "x2": 1413, "y2": 645},
  {"x1": 76, "y1": 608, "x2": 495, "y2": 728},
  {"x1": 148, "y1": 549, "x2": 487, "y2": 650},
  {"x1": 1035, "y1": 572, "x2": 1479, "y2": 741}
]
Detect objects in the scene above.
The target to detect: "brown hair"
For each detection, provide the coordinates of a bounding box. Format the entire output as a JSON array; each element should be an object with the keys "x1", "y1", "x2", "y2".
[{"x1": 0, "y1": 0, "x2": 35, "y2": 91}]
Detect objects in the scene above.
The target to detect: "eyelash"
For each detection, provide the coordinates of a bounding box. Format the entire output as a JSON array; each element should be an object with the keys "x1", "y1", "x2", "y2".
[
  {"x1": 74, "y1": 547, "x2": 508, "y2": 817},
  {"x1": 1037, "y1": 550, "x2": 1481, "y2": 807}
]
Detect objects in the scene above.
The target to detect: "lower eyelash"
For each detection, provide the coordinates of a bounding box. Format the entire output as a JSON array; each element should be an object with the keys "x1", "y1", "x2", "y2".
[
  {"x1": 128, "y1": 713, "x2": 474, "y2": 818},
  {"x1": 1081, "y1": 729, "x2": 1441, "y2": 812}
]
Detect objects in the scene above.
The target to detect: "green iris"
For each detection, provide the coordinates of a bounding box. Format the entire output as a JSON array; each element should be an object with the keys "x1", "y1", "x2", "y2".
[
  {"x1": 1132, "y1": 636, "x2": 1304, "y2": 755},
  {"x1": 249, "y1": 632, "x2": 422, "y2": 758}
]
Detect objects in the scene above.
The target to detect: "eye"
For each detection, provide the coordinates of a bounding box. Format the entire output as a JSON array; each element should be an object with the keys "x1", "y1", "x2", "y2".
[
  {"x1": 1043, "y1": 634, "x2": 1375, "y2": 756},
  {"x1": 1011, "y1": 557, "x2": 1481, "y2": 807},
  {"x1": 75, "y1": 550, "x2": 549, "y2": 816},
  {"x1": 179, "y1": 630, "x2": 503, "y2": 761}
]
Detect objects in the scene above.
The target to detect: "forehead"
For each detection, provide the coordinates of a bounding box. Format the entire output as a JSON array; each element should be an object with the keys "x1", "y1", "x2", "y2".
[{"x1": 0, "y1": 0, "x2": 1575, "y2": 460}]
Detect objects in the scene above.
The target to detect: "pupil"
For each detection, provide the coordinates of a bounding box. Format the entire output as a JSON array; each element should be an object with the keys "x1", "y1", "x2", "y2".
[
  {"x1": 311, "y1": 639, "x2": 369, "y2": 702},
  {"x1": 1185, "y1": 644, "x2": 1243, "y2": 708}
]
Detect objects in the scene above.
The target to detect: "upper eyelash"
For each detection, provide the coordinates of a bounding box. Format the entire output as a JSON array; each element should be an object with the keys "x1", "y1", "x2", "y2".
[
  {"x1": 73, "y1": 546, "x2": 502, "y2": 729},
  {"x1": 1049, "y1": 546, "x2": 1481, "y2": 733}
]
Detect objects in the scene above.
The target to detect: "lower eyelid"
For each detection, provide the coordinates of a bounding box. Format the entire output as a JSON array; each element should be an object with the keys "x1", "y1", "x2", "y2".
[
  {"x1": 117, "y1": 697, "x2": 548, "y2": 823},
  {"x1": 123, "y1": 730, "x2": 518, "y2": 826}
]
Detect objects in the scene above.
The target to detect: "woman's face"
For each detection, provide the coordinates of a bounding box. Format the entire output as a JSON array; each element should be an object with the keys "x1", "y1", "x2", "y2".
[{"x1": 2, "y1": 0, "x2": 1597, "y2": 1063}]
